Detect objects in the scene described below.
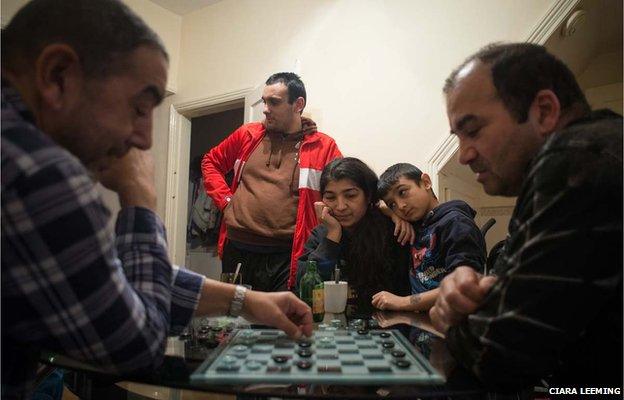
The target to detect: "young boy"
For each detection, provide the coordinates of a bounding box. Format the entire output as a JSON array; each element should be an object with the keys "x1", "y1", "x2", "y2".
[{"x1": 371, "y1": 163, "x2": 486, "y2": 312}]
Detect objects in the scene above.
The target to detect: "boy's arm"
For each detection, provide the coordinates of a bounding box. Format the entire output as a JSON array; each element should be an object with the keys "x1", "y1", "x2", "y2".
[
  {"x1": 441, "y1": 215, "x2": 486, "y2": 273},
  {"x1": 372, "y1": 288, "x2": 439, "y2": 312},
  {"x1": 378, "y1": 200, "x2": 415, "y2": 245}
]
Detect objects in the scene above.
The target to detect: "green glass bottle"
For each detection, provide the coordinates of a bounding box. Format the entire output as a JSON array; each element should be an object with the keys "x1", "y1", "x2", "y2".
[{"x1": 299, "y1": 260, "x2": 325, "y2": 322}]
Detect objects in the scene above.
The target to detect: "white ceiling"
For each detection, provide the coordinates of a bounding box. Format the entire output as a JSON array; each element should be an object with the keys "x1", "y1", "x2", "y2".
[{"x1": 149, "y1": 0, "x2": 223, "y2": 15}]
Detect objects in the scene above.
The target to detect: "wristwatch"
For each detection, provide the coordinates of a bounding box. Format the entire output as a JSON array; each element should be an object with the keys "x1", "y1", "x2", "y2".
[{"x1": 228, "y1": 285, "x2": 247, "y2": 317}]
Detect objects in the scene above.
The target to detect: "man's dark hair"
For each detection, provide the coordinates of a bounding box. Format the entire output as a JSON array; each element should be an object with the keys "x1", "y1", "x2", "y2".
[
  {"x1": 266, "y1": 72, "x2": 307, "y2": 106},
  {"x1": 2, "y1": 0, "x2": 168, "y2": 77},
  {"x1": 378, "y1": 163, "x2": 437, "y2": 199},
  {"x1": 443, "y1": 42, "x2": 590, "y2": 122}
]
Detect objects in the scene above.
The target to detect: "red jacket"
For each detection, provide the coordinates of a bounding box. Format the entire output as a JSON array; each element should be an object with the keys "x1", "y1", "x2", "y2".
[{"x1": 201, "y1": 122, "x2": 342, "y2": 289}]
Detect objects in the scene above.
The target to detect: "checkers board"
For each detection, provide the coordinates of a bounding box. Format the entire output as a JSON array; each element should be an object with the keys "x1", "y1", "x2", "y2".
[{"x1": 190, "y1": 328, "x2": 444, "y2": 385}]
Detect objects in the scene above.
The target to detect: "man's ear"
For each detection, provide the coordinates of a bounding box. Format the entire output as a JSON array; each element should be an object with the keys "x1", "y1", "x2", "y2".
[
  {"x1": 294, "y1": 96, "x2": 305, "y2": 114},
  {"x1": 530, "y1": 89, "x2": 561, "y2": 138},
  {"x1": 34, "y1": 44, "x2": 82, "y2": 111},
  {"x1": 420, "y1": 173, "x2": 432, "y2": 190}
]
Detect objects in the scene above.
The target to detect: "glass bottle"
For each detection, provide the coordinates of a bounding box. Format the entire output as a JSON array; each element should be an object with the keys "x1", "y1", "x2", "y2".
[{"x1": 299, "y1": 260, "x2": 325, "y2": 322}]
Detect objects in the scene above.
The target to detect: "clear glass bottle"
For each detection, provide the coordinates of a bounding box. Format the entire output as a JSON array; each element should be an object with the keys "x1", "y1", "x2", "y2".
[{"x1": 299, "y1": 260, "x2": 325, "y2": 322}]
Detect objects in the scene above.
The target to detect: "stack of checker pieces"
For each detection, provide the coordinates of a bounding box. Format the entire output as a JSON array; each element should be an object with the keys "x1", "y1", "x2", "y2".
[{"x1": 190, "y1": 325, "x2": 444, "y2": 385}]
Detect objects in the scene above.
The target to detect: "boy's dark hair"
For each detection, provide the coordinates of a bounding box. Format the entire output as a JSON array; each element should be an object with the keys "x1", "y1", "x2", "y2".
[
  {"x1": 378, "y1": 163, "x2": 436, "y2": 199},
  {"x1": 2, "y1": 0, "x2": 168, "y2": 78},
  {"x1": 266, "y1": 72, "x2": 307, "y2": 107},
  {"x1": 443, "y1": 42, "x2": 590, "y2": 123}
]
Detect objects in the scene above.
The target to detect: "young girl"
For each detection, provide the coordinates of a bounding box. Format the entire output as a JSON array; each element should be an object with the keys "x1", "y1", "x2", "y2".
[{"x1": 296, "y1": 157, "x2": 411, "y2": 312}]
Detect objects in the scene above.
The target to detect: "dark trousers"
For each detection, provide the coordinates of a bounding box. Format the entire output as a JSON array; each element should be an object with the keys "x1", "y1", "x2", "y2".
[{"x1": 222, "y1": 241, "x2": 291, "y2": 292}]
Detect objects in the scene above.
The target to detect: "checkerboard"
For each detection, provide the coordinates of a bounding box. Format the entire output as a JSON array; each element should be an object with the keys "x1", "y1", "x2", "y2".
[{"x1": 190, "y1": 327, "x2": 444, "y2": 385}]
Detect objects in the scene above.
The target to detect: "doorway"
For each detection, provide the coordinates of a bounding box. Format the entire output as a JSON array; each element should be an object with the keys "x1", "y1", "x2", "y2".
[{"x1": 185, "y1": 107, "x2": 244, "y2": 280}]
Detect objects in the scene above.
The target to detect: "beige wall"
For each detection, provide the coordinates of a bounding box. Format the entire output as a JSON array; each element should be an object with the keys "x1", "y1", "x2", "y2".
[
  {"x1": 1, "y1": 0, "x2": 181, "y2": 223},
  {"x1": 176, "y1": 0, "x2": 554, "y2": 175},
  {"x1": 123, "y1": 0, "x2": 182, "y2": 93},
  {"x1": 0, "y1": 0, "x2": 27, "y2": 26},
  {"x1": 1, "y1": 0, "x2": 181, "y2": 93},
  {"x1": 579, "y1": 51, "x2": 623, "y2": 114}
]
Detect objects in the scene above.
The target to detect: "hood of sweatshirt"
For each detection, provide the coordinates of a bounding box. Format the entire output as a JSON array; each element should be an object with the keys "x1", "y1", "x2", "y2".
[{"x1": 420, "y1": 199, "x2": 477, "y2": 227}]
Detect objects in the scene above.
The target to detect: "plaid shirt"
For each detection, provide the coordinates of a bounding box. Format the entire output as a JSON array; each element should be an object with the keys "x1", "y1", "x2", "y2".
[
  {"x1": 1, "y1": 82, "x2": 204, "y2": 397},
  {"x1": 447, "y1": 110, "x2": 623, "y2": 390}
]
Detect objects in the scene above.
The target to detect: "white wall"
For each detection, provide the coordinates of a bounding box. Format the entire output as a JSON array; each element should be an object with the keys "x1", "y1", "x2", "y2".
[
  {"x1": 176, "y1": 0, "x2": 554, "y2": 176},
  {"x1": 0, "y1": 0, "x2": 26, "y2": 26},
  {"x1": 1, "y1": 0, "x2": 178, "y2": 224},
  {"x1": 0, "y1": 0, "x2": 181, "y2": 93},
  {"x1": 123, "y1": 0, "x2": 182, "y2": 93}
]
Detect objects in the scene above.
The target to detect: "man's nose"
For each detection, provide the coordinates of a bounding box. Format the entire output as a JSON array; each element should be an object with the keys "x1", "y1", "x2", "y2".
[
  {"x1": 132, "y1": 120, "x2": 152, "y2": 150},
  {"x1": 457, "y1": 140, "x2": 477, "y2": 166}
]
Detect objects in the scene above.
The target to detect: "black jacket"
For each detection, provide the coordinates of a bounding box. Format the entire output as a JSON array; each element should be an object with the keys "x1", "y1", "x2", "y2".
[{"x1": 408, "y1": 200, "x2": 486, "y2": 293}]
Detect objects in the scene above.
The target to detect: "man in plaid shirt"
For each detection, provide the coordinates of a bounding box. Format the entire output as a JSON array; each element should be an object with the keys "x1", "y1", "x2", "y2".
[
  {"x1": 432, "y1": 43, "x2": 622, "y2": 390},
  {"x1": 1, "y1": 1, "x2": 312, "y2": 397}
]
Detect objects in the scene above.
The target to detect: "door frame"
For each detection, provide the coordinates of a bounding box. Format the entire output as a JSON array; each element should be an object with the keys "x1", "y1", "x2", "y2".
[
  {"x1": 165, "y1": 87, "x2": 252, "y2": 265},
  {"x1": 426, "y1": 0, "x2": 581, "y2": 194}
]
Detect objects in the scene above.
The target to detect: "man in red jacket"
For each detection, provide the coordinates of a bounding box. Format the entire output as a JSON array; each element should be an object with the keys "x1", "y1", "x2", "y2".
[{"x1": 202, "y1": 73, "x2": 342, "y2": 292}]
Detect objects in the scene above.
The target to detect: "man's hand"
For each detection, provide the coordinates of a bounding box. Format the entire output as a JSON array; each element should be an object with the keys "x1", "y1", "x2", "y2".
[
  {"x1": 371, "y1": 291, "x2": 408, "y2": 311},
  {"x1": 242, "y1": 291, "x2": 314, "y2": 339},
  {"x1": 429, "y1": 267, "x2": 497, "y2": 334},
  {"x1": 96, "y1": 148, "x2": 157, "y2": 210},
  {"x1": 314, "y1": 201, "x2": 342, "y2": 243}
]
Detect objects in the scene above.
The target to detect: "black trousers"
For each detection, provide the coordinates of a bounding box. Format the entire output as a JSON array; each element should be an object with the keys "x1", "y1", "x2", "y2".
[{"x1": 222, "y1": 241, "x2": 291, "y2": 292}]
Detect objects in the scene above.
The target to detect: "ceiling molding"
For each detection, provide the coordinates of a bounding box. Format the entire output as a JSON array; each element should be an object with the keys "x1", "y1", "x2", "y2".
[
  {"x1": 427, "y1": 0, "x2": 581, "y2": 194},
  {"x1": 526, "y1": 0, "x2": 582, "y2": 45}
]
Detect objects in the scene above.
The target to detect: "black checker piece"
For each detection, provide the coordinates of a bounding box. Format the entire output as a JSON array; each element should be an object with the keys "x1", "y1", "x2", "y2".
[
  {"x1": 391, "y1": 350, "x2": 406, "y2": 358},
  {"x1": 297, "y1": 360, "x2": 313, "y2": 370},
  {"x1": 382, "y1": 341, "x2": 395, "y2": 349},
  {"x1": 394, "y1": 359, "x2": 411, "y2": 369},
  {"x1": 297, "y1": 349, "x2": 313, "y2": 358},
  {"x1": 379, "y1": 332, "x2": 391, "y2": 338},
  {"x1": 272, "y1": 355, "x2": 289, "y2": 363},
  {"x1": 298, "y1": 340, "x2": 312, "y2": 348}
]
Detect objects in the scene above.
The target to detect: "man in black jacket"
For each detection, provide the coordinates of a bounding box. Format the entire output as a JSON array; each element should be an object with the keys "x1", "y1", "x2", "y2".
[{"x1": 431, "y1": 42, "x2": 622, "y2": 390}]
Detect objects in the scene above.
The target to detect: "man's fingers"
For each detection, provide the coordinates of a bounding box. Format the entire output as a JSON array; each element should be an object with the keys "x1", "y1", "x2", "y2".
[
  {"x1": 272, "y1": 312, "x2": 302, "y2": 339},
  {"x1": 429, "y1": 305, "x2": 449, "y2": 334},
  {"x1": 285, "y1": 294, "x2": 314, "y2": 336},
  {"x1": 443, "y1": 285, "x2": 481, "y2": 314},
  {"x1": 451, "y1": 267, "x2": 486, "y2": 303},
  {"x1": 479, "y1": 275, "x2": 497, "y2": 292}
]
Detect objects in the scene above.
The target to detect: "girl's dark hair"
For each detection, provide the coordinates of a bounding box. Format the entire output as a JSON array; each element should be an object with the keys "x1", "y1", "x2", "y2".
[{"x1": 320, "y1": 157, "x2": 394, "y2": 300}]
